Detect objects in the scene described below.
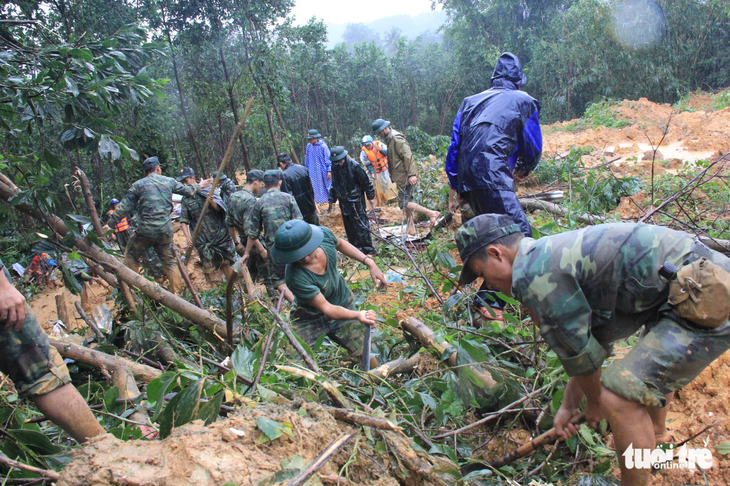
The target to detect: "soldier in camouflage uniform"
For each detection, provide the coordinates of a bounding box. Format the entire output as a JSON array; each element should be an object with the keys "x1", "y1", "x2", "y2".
[
  {"x1": 106, "y1": 158, "x2": 212, "y2": 293},
  {"x1": 454, "y1": 214, "x2": 730, "y2": 486},
  {"x1": 213, "y1": 171, "x2": 237, "y2": 205},
  {"x1": 244, "y1": 170, "x2": 303, "y2": 303},
  {"x1": 0, "y1": 259, "x2": 104, "y2": 443},
  {"x1": 179, "y1": 167, "x2": 236, "y2": 281},
  {"x1": 225, "y1": 169, "x2": 271, "y2": 290}
]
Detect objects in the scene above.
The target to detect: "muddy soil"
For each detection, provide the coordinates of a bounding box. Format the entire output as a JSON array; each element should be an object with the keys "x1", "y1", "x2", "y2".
[{"x1": 58, "y1": 400, "x2": 447, "y2": 486}]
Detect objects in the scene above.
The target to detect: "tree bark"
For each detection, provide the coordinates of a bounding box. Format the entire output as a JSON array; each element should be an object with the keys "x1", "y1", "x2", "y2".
[
  {"x1": 0, "y1": 179, "x2": 229, "y2": 338},
  {"x1": 219, "y1": 48, "x2": 251, "y2": 172},
  {"x1": 266, "y1": 82, "x2": 300, "y2": 164},
  {"x1": 74, "y1": 167, "x2": 104, "y2": 237},
  {"x1": 55, "y1": 293, "x2": 70, "y2": 326},
  {"x1": 166, "y1": 30, "x2": 207, "y2": 178},
  {"x1": 48, "y1": 337, "x2": 162, "y2": 383}
]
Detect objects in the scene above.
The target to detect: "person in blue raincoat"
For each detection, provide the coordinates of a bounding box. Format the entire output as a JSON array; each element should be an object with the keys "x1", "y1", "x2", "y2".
[
  {"x1": 444, "y1": 52, "x2": 542, "y2": 319},
  {"x1": 304, "y1": 129, "x2": 332, "y2": 206}
]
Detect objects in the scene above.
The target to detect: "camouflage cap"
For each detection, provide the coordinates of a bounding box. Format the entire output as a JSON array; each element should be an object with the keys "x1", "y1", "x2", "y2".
[
  {"x1": 455, "y1": 214, "x2": 521, "y2": 286},
  {"x1": 142, "y1": 156, "x2": 160, "y2": 172},
  {"x1": 246, "y1": 169, "x2": 265, "y2": 183},
  {"x1": 263, "y1": 169, "x2": 281, "y2": 184},
  {"x1": 177, "y1": 166, "x2": 195, "y2": 181}
]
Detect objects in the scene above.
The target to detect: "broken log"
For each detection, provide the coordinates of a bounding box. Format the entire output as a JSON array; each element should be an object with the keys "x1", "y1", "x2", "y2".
[
  {"x1": 55, "y1": 293, "x2": 70, "y2": 326},
  {"x1": 402, "y1": 317, "x2": 497, "y2": 388},
  {"x1": 328, "y1": 408, "x2": 401, "y2": 432},
  {"x1": 74, "y1": 300, "x2": 104, "y2": 340},
  {"x1": 48, "y1": 337, "x2": 162, "y2": 383},
  {"x1": 111, "y1": 367, "x2": 141, "y2": 401},
  {"x1": 368, "y1": 353, "x2": 421, "y2": 380},
  {"x1": 74, "y1": 167, "x2": 104, "y2": 238},
  {"x1": 520, "y1": 197, "x2": 604, "y2": 225},
  {"x1": 0, "y1": 179, "x2": 229, "y2": 338},
  {"x1": 275, "y1": 365, "x2": 350, "y2": 409},
  {"x1": 171, "y1": 244, "x2": 203, "y2": 308}
]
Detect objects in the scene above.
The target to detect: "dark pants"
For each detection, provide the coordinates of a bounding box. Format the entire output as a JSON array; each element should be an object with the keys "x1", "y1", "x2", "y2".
[
  {"x1": 304, "y1": 212, "x2": 320, "y2": 226},
  {"x1": 464, "y1": 188, "x2": 532, "y2": 310},
  {"x1": 342, "y1": 199, "x2": 374, "y2": 255}
]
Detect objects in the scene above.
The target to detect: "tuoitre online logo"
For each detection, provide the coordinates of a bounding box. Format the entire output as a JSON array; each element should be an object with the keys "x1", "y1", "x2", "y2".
[{"x1": 623, "y1": 443, "x2": 714, "y2": 470}]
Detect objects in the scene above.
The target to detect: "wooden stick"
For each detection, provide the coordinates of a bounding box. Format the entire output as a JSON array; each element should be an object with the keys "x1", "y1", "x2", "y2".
[
  {"x1": 368, "y1": 353, "x2": 421, "y2": 379},
  {"x1": 121, "y1": 349, "x2": 165, "y2": 371},
  {"x1": 262, "y1": 304, "x2": 320, "y2": 373},
  {"x1": 246, "y1": 326, "x2": 276, "y2": 395},
  {"x1": 328, "y1": 408, "x2": 401, "y2": 431},
  {"x1": 48, "y1": 337, "x2": 162, "y2": 383},
  {"x1": 111, "y1": 366, "x2": 142, "y2": 401},
  {"x1": 119, "y1": 281, "x2": 139, "y2": 314},
  {"x1": 55, "y1": 293, "x2": 69, "y2": 326},
  {"x1": 74, "y1": 299, "x2": 104, "y2": 340},
  {"x1": 460, "y1": 413, "x2": 586, "y2": 474},
  {"x1": 520, "y1": 197, "x2": 604, "y2": 225},
  {"x1": 0, "y1": 453, "x2": 60, "y2": 481},
  {"x1": 193, "y1": 353, "x2": 253, "y2": 386},
  {"x1": 240, "y1": 264, "x2": 256, "y2": 295},
  {"x1": 185, "y1": 97, "x2": 254, "y2": 264},
  {"x1": 171, "y1": 244, "x2": 202, "y2": 308},
  {"x1": 276, "y1": 365, "x2": 350, "y2": 409},
  {"x1": 74, "y1": 167, "x2": 104, "y2": 237},
  {"x1": 285, "y1": 432, "x2": 356, "y2": 486}
]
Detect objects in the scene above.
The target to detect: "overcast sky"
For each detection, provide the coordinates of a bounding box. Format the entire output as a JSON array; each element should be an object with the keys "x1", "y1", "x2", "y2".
[{"x1": 290, "y1": 0, "x2": 441, "y2": 26}]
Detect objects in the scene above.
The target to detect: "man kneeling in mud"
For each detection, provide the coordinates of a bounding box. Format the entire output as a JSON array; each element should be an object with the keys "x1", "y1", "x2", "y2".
[{"x1": 454, "y1": 214, "x2": 730, "y2": 486}]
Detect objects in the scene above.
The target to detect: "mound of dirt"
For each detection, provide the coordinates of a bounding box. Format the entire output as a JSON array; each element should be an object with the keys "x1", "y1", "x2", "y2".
[
  {"x1": 652, "y1": 350, "x2": 730, "y2": 486},
  {"x1": 57, "y1": 400, "x2": 455, "y2": 486}
]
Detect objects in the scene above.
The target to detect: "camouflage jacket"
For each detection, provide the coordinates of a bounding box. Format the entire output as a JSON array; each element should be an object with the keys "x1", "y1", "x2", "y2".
[
  {"x1": 225, "y1": 187, "x2": 256, "y2": 235},
  {"x1": 245, "y1": 189, "x2": 302, "y2": 248},
  {"x1": 384, "y1": 129, "x2": 417, "y2": 188},
  {"x1": 511, "y1": 223, "x2": 696, "y2": 377},
  {"x1": 109, "y1": 174, "x2": 199, "y2": 238},
  {"x1": 218, "y1": 178, "x2": 237, "y2": 204},
  {"x1": 180, "y1": 190, "x2": 234, "y2": 260}
]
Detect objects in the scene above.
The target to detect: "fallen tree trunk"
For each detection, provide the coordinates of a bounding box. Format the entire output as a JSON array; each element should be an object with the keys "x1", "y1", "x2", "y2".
[
  {"x1": 74, "y1": 167, "x2": 104, "y2": 238},
  {"x1": 0, "y1": 179, "x2": 229, "y2": 338},
  {"x1": 49, "y1": 337, "x2": 162, "y2": 383},
  {"x1": 402, "y1": 317, "x2": 497, "y2": 389},
  {"x1": 520, "y1": 197, "x2": 604, "y2": 225}
]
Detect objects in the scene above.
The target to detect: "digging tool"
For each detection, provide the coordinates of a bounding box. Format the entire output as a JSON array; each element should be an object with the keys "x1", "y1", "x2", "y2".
[
  {"x1": 459, "y1": 413, "x2": 586, "y2": 475},
  {"x1": 361, "y1": 324, "x2": 372, "y2": 371}
]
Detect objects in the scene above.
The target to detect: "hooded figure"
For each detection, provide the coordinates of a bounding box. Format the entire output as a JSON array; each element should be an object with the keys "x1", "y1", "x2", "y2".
[{"x1": 444, "y1": 52, "x2": 542, "y2": 317}]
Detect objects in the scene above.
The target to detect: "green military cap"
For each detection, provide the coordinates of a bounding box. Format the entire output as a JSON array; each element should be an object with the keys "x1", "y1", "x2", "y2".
[
  {"x1": 246, "y1": 169, "x2": 265, "y2": 182},
  {"x1": 271, "y1": 220, "x2": 324, "y2": 265},
  {"x1": 263, "y1": 169, "x2": 281, "y2": 184},
  {"x1": 455, "y1": 214, "x2": 522, "y2": 286},
  {"x1": 329, "y1": 146, "x2": 348, "y2": 162},
  {"x1": 212, "y1": 170, "x2": 228, "y2": 181},
  {"x1": 177, "y1": 166, "x2": 195, "y2": 181},
  {"x1": 306, "y1": 129, "x2": 323, "y2": 139},
  {"x1": 371, "y1": 119, "x2": 391, "y2": 135},
  {"x1": 142, "y1": 156, "x2": 160, "y2": 171}
]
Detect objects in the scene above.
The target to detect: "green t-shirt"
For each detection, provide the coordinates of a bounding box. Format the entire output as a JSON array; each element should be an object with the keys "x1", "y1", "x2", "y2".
[{"x1": 285, "y1": 227, "x2": 353, "y2": 311}]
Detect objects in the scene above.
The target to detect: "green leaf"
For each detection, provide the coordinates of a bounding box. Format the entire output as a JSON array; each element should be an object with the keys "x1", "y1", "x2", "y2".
[
  {"x1": 256, "y1": 417, "x2": 292, "y2": 442},
  {"x1": 715, "y1": 442, "x2": 730, "y2": 455},
  {"x1": 5, "y1": 429, "x2": 62, "y2": 455},
  {"x1": 158, "y1": 378, "x2": 205, "y2": 439},
  {"x1": 197, "y1": 392, "x2": 224, "y2": 426},
  {"x1": 69, "y1": 48, "x2": 94, "y2": 62},
  {"x1": 65, "y1": 75, "x2": 79, "y2": 96}
]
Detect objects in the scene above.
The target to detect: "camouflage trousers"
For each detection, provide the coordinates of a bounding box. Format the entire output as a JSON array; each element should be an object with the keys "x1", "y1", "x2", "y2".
[
  {"x1": 290, "y1": 298, "x2": 368, "y2": 359},
  {"x1": 124, "y1": 233, "x2": 183, "y2": 294},
  {"x1": 0, "y1": 305, "x2": 71, "y2": 398},
  {"x1": 602, "y1": 244, "x2": 730, "y2": 407}
]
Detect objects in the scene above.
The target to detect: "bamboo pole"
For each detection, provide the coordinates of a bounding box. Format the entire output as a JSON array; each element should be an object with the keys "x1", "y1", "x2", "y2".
[{"x1": 184, "y1": 97, "x2": 254, "y2": 264}]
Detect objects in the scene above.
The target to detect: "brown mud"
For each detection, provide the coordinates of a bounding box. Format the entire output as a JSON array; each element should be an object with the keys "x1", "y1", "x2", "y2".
[{"x1": 58, "y1": 400, "x2": 447, "y2": 486}]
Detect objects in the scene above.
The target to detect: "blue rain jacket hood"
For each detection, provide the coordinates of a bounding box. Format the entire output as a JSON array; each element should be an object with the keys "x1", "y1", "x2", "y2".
[{"x1": 444, "y1": 52, "x2": 542, "y2": 193}]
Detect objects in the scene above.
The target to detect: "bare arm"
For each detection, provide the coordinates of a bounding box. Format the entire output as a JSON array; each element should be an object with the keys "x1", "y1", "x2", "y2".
[
  {"x1": 555, "y1": 371, "x2": 604, "y2": 438},
  {"x1": 0, "y1": 267, "x2": 27, "y2": 331},
  {"x1": 335, "y1": 237, "x2": 387, "y2": 288},
  {"x1": 181, "y1": 224, "x2": 192, "y2": 246},
  {"x1": 308, "y1": 293, "x2": 376, "y2": 325}
]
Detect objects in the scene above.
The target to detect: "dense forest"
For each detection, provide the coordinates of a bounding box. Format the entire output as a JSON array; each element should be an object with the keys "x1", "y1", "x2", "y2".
[{"x1": 2, "y1": 0, "x2": 730, "y2": 227}]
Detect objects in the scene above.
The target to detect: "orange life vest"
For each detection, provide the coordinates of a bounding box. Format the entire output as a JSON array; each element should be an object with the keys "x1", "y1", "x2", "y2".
[
  {"x1": 362, "y1": 142, "x2": 388, "y2": 173},
  {"x1": 107, "y1": 210, "x2": 130, "y2": 233}
]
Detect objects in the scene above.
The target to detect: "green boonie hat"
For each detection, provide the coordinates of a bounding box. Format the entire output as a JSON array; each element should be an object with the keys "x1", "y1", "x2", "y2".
[
  {"x1": 142, "y1": 156, "x2": 160, "y2": 172},
  {"x1": 177, "y1": 166, "x2": 195, "y2": 181},
  {"x1": 371, "y1": 119, "x2": 391, "y2": 135},
  {"x1": 330, "y1": 146, "x2": 348, "y2": 162},
  {"x1": 306, "y1": 129, "x2": 323, "y2": 139},
  {"x1": 246, "y1": 169, "x2": 265, "y2": 182},
  {"x1": 271, "y1": 220, "x2": 324, "y2": 265},
  {"x1": 455, "y1": 214, "x2": 521, "y2": 286},
  {"x1": 212, "y1": 171, "x2": 228, "y2": 181},
  {"x1": 263, "y1": 169, "x2": 281, "y2": 184}
]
